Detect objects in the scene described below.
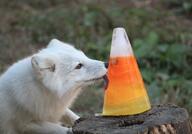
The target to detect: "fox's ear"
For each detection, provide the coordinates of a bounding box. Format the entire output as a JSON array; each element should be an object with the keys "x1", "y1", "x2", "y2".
[
  {"x1": 47, "y1": 39, "x2": 63, "y2": 48},
  {"x1": 48, "y1": 38, "x2": 75, "y2": 49},
  {"x1": 31, "y1": 55, "x2": 55, "y2": 72}
]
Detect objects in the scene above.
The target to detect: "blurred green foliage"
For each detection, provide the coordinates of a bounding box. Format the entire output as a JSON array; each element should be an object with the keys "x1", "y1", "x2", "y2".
[
  {"x1": 162, "y1": 0, "x2": 192, "y2": 14},
  {"x1": 0, "y1": 0, "x2": 191, "y2": 117},
  {"x1": 133, "y1": 32, "x2": 192, "y2": 111}
]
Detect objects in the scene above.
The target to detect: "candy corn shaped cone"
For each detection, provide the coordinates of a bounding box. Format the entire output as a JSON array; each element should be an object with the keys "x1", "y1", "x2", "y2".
[{"x1": 102, "y1": 28, "x2": 151, "y2": 116}]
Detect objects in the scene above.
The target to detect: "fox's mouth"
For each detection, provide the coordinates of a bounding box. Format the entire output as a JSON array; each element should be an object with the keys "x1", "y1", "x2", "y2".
[
  {"x1": 85, "y1": 75, "x2": 105, "y2": 82},
  {"x1": 85, "y1": 75, "x2": 109, "y2": 90}
]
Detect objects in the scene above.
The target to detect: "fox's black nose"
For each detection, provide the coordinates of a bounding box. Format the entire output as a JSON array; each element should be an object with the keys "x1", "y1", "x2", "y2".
[{"x1": 104, "y1": 62, "x2": 108, "y2": 68}]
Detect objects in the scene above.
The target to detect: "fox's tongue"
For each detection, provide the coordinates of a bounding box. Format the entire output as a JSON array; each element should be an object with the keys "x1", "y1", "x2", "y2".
[{"x1": 103, "y1": 75, "x2": 109, "y2": 90}]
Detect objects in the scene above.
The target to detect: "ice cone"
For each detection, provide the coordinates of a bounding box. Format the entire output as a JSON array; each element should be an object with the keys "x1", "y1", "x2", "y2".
[{"x1": 102, "y1": 27, "x2": 151, "y2": 116}]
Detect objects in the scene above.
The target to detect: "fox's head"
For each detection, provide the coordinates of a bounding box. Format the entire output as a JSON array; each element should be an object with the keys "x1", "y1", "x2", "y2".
[{"x1": 31, "y1": 39, "x2": 107, "y2": 97}]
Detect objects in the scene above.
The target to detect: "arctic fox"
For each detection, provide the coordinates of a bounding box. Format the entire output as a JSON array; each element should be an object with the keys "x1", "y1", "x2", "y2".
[{"x1": 0, "y1": 39, "x2": 107, "y2": 134}]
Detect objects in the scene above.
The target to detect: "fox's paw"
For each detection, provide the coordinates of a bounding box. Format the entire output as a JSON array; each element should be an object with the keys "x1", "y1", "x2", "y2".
[
  {"x1": 67, "y1": 127, "x2": 73, "y2": 134},
  {"x1": 146, "y1": 124, "x2": 175, "y2": 134}
]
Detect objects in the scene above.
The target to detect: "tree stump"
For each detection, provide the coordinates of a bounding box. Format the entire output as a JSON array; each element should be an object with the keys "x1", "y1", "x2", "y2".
[{"x1": 72, "y1": 104, "x2": 192, "y2": 134}]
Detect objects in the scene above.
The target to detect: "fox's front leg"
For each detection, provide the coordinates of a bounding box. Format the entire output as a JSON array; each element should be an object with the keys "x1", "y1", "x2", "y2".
[
  {"x1": 23, "y1": 122, "x2": 72, "y2": 134},
  {"x1": 62, "y1": 108, "x2": 80, "y2": 127}
]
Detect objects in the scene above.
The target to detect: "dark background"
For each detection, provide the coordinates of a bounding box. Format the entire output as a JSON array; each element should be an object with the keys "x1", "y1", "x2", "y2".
[{"x1": 0, "y1": 0, "x2": 191, "y2": 119}]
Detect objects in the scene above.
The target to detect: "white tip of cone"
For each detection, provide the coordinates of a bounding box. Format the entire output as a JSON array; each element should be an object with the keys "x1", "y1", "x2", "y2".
[{"x1": 110, "y1": 27, "x2": 133, "y2": 57}]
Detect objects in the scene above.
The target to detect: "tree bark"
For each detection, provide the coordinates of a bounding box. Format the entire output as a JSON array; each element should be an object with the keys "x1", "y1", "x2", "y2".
[{"x1": 72, "y1": 104, "x2": 192, "y2": 134}]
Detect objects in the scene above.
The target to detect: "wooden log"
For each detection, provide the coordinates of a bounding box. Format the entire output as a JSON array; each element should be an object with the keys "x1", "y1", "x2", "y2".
[{"x1": 72, "y1": 104, "x2": 192, "y2": 134}]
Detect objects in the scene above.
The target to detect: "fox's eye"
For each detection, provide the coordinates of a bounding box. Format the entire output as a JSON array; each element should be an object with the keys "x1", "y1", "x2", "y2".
[{"x1": 75, "y1": 63, "x2": 83, "y2": 69}]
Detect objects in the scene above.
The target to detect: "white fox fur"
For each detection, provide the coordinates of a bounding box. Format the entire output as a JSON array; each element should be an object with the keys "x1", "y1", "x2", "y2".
[{"x1": 0, "y1": 39, "x2": 107, "y2": 134}]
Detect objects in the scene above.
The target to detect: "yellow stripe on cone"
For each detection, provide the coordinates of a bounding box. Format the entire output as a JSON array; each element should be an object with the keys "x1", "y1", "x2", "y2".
[{"x1": 102, "y1": 28, "x2": 151, "y2": 116}]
